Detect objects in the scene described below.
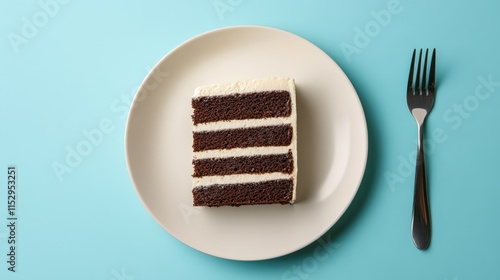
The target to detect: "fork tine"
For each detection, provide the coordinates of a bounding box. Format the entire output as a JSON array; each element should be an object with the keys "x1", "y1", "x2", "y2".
[
  {"x1": 408, "y1": 49, "x2": 416, "y2": 94},
  {"x1": 428, "y1": 48, "x2": 436, "y2": 93},
  {"x1": 415, "y1": 49, "x2": 423, "y2": 94},
  {"x1": 422, "y1": 49, "x2": 429, "y2": 95}
]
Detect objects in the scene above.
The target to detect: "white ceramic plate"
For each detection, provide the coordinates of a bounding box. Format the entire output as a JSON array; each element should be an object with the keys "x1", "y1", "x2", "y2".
[{"x1": 125, "y1": 26, "x2": 368, "y2": 261}]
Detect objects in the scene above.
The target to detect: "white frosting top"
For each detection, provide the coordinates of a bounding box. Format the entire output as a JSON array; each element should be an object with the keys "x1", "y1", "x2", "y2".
[{"x1": 193, "y1": 77, "x2": 294, "y2": 97}]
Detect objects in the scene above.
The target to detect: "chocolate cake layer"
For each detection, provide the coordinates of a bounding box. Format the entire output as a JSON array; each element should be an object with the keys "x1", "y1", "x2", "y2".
[
  {"x1": 193, "y1": 125, "x2": 293, "y2": 152},
  {"x1": 193, "y1": 151, "x2": 293, "y2": 177},
  {"x1": 192, "y1": 179, "x2": 293, "y2": 206},
  {"x1": 192, "y1": 91, "x2": 291, "y2": 124}
]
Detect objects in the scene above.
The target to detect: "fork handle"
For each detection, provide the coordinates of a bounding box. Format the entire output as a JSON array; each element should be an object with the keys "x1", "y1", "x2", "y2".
[{"x1": 411, "y1": 125, "x2": 431, "y2": 249}]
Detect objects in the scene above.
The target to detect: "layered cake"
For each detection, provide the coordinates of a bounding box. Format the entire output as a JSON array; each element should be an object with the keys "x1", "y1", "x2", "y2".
[{"x1": 191, "y1": 77, "x2": 297, "y2": 207}]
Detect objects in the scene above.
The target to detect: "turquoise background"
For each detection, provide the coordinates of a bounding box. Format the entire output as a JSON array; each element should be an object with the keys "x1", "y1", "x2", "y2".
[{"x1": 1, "y1": 0, "x2": 500, "y2": 279}]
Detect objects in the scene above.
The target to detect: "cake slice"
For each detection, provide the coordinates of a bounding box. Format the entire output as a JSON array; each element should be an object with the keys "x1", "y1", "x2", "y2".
[{"x1": 191, "y1": 77, "x2": 297, "y2": 206}]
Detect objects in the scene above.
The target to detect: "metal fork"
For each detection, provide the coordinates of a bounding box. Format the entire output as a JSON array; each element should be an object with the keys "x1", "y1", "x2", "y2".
[{"x1": 407, "y1": 48, "x2": 436, "y2": 250}]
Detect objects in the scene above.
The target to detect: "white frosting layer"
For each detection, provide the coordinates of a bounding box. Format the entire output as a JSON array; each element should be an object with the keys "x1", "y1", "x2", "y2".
[
  {"x1": 194, "y1": 77, "x2": 294, "y2": 98},
  {"x1": 194, "y1": 146, "x2": 291, "y2": 160},
  {"x1": 193, "y1": 117, "x2": 291, "y2": 132},
  {"x1": 192, "y1": 77, "x2": 297, "y2": 203},
  {"x1": 193, "y1": 173, "x2": 292, "y2": 188}
]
